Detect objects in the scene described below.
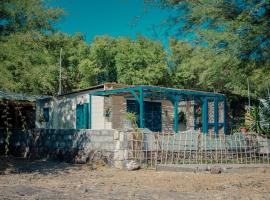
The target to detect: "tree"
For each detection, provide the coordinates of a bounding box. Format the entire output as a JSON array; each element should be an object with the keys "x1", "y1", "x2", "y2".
[
  {"x1": 0, "y1": 0, "x2": 64, "y2": 35},
  {"x1": 78, "y1": 35, "x2": 118, "y2": 88},
  {"x1": 115, "y1": 36, "x2": 169, "y2": 86},
  {"x1": 78, "y1": 35, "x2": 170, "y2": 87},
  {"x1": 45, "y1": 32, "x2": 91, "y2": 93},
  {"x1": 146, "y1": 0, "x2": 270, "y2": 97},
  {"x1": 169, "y1": 39, "x2": 246, "y2": 94},
  {"x1": 0, "y1": 31, "x2": 90, "y2": 95}
]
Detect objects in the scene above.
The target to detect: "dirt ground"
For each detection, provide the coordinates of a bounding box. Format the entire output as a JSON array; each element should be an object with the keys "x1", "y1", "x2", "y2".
[{"x1": 0, "y1": 157, "x2": 270, "y2": 200}]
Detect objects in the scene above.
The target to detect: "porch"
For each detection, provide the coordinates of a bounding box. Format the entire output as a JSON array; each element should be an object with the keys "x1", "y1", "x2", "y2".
[{"x1": 91, "y1": 85, "x2": 227, "y2": 135}]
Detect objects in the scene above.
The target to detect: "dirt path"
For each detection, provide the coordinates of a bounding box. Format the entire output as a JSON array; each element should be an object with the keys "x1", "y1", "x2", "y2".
[{"x1": 0, "y1": 158, "x2": 269, "y2": 199}]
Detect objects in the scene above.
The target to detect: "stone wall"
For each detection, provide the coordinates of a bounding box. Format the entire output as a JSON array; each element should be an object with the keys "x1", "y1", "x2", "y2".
[
  {"x1": 162, "y1": 100, "x2": 196, "y2": 132},
  {"x1": 0, "y1": 129, "x2": 121, "y2": 166}
]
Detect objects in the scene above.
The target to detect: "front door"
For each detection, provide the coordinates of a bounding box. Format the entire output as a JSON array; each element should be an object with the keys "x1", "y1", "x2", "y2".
[
  {"x1": 76, "y1": 103, "x2": 89, "y2": 129},
  {"x1": 126, "y1": 100, "x2": 162, "y2": 132}
]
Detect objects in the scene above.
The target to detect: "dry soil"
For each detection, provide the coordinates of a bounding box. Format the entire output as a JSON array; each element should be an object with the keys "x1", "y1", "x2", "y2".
[{"x1": 0, "y1": 157, "x2": 269, "y2": 200}]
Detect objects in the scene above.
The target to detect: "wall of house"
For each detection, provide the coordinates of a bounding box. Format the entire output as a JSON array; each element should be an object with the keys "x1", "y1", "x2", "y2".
[
  {"x1": 36, "y1": 92, "x2": 91, "y2": 129},
  {"x1": 92, "y1": 96, "x2": 112, "y2": 129},
  {"x1": 161, "y1": 100, "x2": 196, "y2": 132},
  {"x1": 36, "y1": 92, "x2": 225, "y2": 134},
  {"x1": 111, "y1": 96, "x2": 126, "y2": 129},
  {"x1": 36, "y1": 93, "x2": 122, "y2": 130}
]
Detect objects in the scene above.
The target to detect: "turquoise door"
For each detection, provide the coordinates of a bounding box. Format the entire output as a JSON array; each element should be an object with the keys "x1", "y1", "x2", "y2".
[
  {"x1": 76, "y1": 103, "x2": 89, "y2": 129},
  {"x1": 126, "y1": 100, "x2": 162, "y2": 132}
]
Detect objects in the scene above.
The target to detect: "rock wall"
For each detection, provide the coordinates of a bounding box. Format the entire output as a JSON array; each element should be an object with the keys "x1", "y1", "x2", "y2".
[{"x1": 0, "y1": 129, "x2": 119, "y2": 166}]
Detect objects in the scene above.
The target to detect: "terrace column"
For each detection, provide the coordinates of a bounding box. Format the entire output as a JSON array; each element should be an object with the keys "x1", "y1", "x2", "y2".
[
  {"x1": 202, "y1": 97, "x2": 208, "y2": 134},
  {"x1": 139, "y1": 87, "x2": 144, "y2": 128},
  {"x1": 214, "y1": 97, "x2": 219, "y2": 136},
  {"x1": 173, "y1": 96, "x2": 180, "y2": 133},
  {"x1": 193, "y1": 97, "x2": 197, "y2": 130},
  {"x1": 89, "y1": 94, "x2": 92, "y2": 129},
  {"x1": 223, "y1": 97, "x2": 227, "y2": 134}
]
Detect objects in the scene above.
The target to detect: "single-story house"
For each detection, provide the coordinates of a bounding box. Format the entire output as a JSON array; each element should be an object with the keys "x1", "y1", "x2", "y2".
[{"x1": 36, "y1": 83, "x2": 227, "y2": 135}]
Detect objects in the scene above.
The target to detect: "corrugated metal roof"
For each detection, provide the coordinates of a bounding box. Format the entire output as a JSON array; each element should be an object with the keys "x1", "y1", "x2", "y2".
[{"x1": 0, "y1": 90, "x2": 50, "y2": 102}]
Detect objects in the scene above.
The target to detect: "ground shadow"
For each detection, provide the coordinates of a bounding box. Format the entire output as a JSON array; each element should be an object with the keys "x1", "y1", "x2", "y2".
[{"x1": 0, "y1": 156, "x2": 80, "y2": 175}]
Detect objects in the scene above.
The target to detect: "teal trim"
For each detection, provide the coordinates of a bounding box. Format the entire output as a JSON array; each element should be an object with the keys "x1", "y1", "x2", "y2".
[
  {"x1": 202, "y1": 98, "x2": 208, "y2": 134},
  {"x1": 208, "y1": 122, "x2": 225, "y2": 126},
  {"x1": 92, "y1": 86, "x2": 141, "y2": 96},
  {"x1": 193, "y1": 97, "x2": 197, "y2": 130},
  {"x1": 173, "y1": 96, "x2": 180, "y2": 133},
  {"x1": 90, "y1": 85, "x2": 227, "y2": 134},
  {"x1": 92, "y1": 86, "x2": 225, "y2": 98},
  {"x1": 76, "y1": 104, "x2": 83, "y2": 129},
  {"x1": 127, "y1": 100, "x2": 162, "y2": 132},
  {"x1": 223, "y1": 98, "x2": 227, "y2": 134},
  {"x1": 83, "y1": 103, "x2": 89, "y2": 128},
  {"x1": 89, "y1": 94, "x2": 92, "y2": 129},
  {"x1": 130, "y1": 90, "x2": 140, "y2": 102},
  {"x1": 76, "y1": 103, "x2": 89, "y2": 129},
  {"x1": 139, "y1": 87, "x2": 144, "y2": 128},
  {"x1": 214, "y1": 98, "x2": 219, "y2": 136}
]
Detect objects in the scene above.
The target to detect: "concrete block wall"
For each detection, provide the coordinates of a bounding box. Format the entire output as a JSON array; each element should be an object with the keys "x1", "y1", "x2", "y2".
[
  {"x1": 0, "y1": 129, "x2": 119, "y2": 165},
  {"x1": 92, "y1": 96, "x2": 112, "y2": 129}
]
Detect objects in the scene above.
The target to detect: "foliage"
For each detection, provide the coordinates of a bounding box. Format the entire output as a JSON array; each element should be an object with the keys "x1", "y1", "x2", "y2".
[
  {"x1": 0, "y1": 0, "x2": 64, "y2": 36},
  {"x1": 78, "y1": 35, "x2": 169, "y2": 88},
  {"x1": 258, "y1": 99, "x2": 270, "y2": 136},
  {"x1": 245, "y1": 107, "x2": 261, "y2": 132},
  {"x1": 169, "y1": 39, "x2": 243, "y2": 94},
  {"x1": 146, "y1": 0, "x2": 270, "y2": 97},
  {"x1": 115, "y1": 36, "x2": 169, "y2": 86},
  {"x1": 0, "y1": 31, "x2": 89, "y2": 95},
  {"x1": 78, "y1": 36, "x2": 118, "y2": 88},
  {"x1": 245, "y1": 99, "x2": 270, "y2": 137},
  {"x1": 124, "y1": 112, "x2": 138, "y2": 129},
  {"x1": 0, "y1": 0, "x2": 269, "y2": 102},
  {"x1": 124, "y1": 112, "x2": 143, "y2": 141}
]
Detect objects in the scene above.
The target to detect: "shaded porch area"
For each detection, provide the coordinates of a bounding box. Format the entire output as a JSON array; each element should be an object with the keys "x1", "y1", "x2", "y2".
[{"x1": 91, "y1": 85, "x2": 227, "y2": 135}]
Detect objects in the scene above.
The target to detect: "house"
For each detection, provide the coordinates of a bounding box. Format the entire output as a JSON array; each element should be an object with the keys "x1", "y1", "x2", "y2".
[{"x1": 36, "y1": 83, "x2": 227, "y2": 135}]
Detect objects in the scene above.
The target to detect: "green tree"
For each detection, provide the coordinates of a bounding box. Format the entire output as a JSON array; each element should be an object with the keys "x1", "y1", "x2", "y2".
[
  {"x1": 146, "y1": 0, "x2": 270, "y2": 97},
  {"x1": 169, "y1": 39, "x2": 247, "y2": 95},
  {"x1": 78, "y1": 35, "x2": 118, "y2": 88},
  {"x1": 0, "y1": 0, "x2": 64, "y2": 35},
  {"x1": 0, "y1": 31, "x2": 90, "y2": 95},
  {"x1": 115, "y1": 36, "x2": 169, "y2": 85},
  {"x1": 78, "y1": 35, "x2": 170, "y2": 87}
]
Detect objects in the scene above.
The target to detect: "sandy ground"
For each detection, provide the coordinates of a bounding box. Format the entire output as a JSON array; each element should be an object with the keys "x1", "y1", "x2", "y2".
[{"x1": 0, "y1": 157, "x2": 270, "y2": 200}]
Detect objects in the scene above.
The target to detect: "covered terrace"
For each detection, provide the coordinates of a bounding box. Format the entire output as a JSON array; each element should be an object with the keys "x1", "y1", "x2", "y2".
[{"x1": 91, "y1": 85, "x2": 227, "y2": 135}]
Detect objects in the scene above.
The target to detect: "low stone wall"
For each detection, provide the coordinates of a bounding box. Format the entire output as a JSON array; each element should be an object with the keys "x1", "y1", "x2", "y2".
[{"x1": 0, "y1": 129, "x2": 122, "y2": 166}]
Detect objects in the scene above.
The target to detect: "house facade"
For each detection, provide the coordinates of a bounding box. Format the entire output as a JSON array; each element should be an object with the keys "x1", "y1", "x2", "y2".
[{"x1": 36, "y1": 83, "x2": 227, "y2": 135}]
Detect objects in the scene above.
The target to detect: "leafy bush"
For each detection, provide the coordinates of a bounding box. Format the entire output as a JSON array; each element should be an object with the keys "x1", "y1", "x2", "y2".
[{"x1": 245, "y1": 99, "x2": 270, "y2": 137}]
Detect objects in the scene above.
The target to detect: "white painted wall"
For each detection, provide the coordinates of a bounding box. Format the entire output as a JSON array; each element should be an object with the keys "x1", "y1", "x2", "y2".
[
  {"x1": 91, "y1": 96, "x2": 112, "y2": 129},
  {"x1": 36, "y1": 92, "x2": 91, "y2": 129}
]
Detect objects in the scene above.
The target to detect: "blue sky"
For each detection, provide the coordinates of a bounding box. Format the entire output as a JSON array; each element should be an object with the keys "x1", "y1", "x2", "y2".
[{"x1": 51, "y1": 0, "x2": 170, "y2": 44}]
